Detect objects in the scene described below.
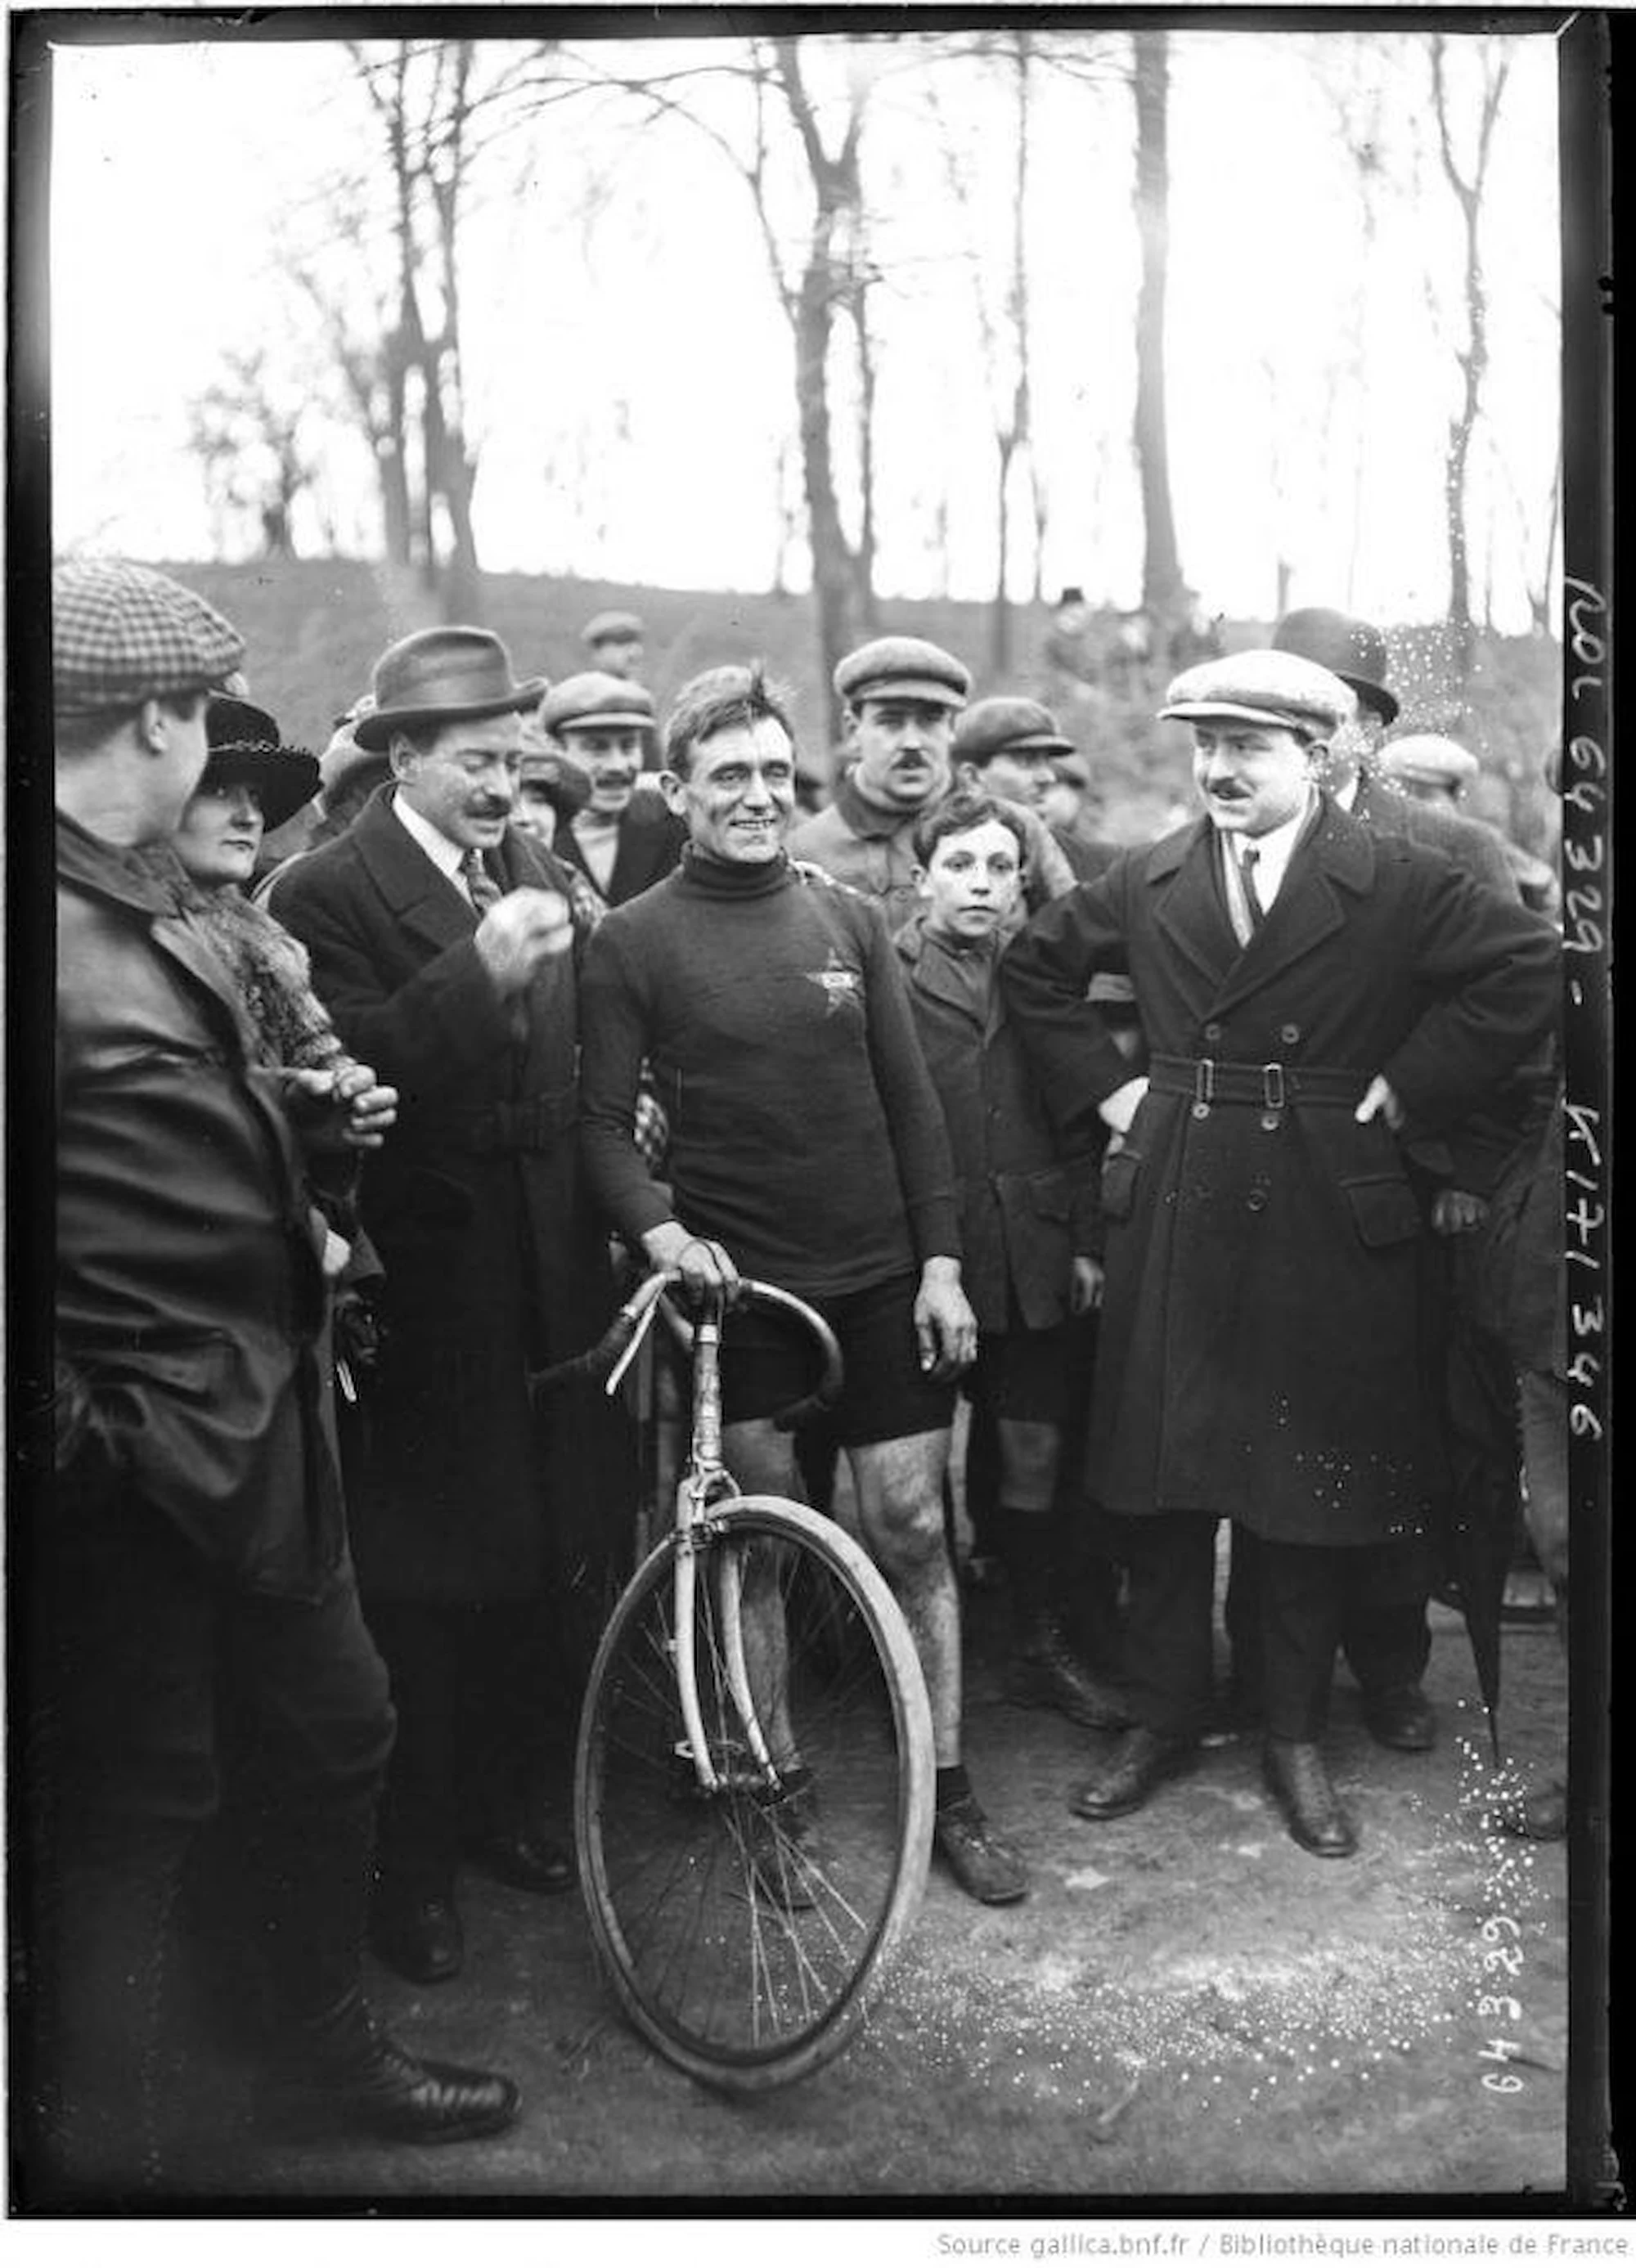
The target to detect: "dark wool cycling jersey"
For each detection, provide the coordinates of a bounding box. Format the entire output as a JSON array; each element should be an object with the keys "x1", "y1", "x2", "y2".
[{"x1": 580, "y1": 847, "x2": 961, "y2": 1298}]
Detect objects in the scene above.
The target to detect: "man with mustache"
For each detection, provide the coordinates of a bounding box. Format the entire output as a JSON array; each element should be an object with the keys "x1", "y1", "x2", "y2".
[
  {"x1": 1002, "y1": 651, "x2": 1557, "y2": 1859},
  {"x1": 788, "y1": 636, "x2": 1076, "y2": 936},
  {"x1": 537, "y1": 671, "x2": 686, "y2": 909},
  {"x1": 269, "y1": 627, "x2": 627, "y2": 1985}
]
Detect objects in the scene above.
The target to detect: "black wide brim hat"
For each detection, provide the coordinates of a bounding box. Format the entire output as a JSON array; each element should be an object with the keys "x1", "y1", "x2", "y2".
[{"x1": 204, "y1": 694, "x2": 321, "y2": 832}]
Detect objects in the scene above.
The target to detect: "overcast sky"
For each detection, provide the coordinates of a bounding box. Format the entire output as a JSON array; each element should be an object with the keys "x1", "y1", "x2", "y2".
[{"x1": 45, "y1": 24, "x2": 1562, "y2": 631}]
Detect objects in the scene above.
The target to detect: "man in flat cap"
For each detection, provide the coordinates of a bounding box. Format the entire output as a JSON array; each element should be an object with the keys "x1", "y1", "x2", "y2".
[
  {"x1": 39, "y1": 563, "x2": 518, "y2": 2190},
  {"x1": 788, "y1": 635, "x2": 1076, "y2": 936},
  {"x1": 953, "y1": 695, "x2": 1121, "y2": 888},
  {"x1": 537, "y1": 671, "x2": 686, "y2": 910},
  {"x1": 269, "y1": 625, "x2": 629, "y2": 1986},
  {"x1": 582, "y1": 664, "x2": 1029, "y2": 1906},
  {"x1": 1002, "y1": 649, "x2": 1557, "y2": 1858},
  {"x1": 581, "y1": 608, "x2": 646, "y2": 683}
]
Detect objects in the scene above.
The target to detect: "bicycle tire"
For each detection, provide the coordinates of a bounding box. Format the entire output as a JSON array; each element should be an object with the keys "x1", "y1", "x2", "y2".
[{"x1": 574, "y1": 1493, "x2": 935, "y2": 2091}]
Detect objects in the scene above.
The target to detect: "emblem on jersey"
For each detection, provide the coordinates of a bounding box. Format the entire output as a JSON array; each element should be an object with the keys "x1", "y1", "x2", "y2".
[{"x1": 804, "y1": 949, "x2": 863, "y2": 1013}]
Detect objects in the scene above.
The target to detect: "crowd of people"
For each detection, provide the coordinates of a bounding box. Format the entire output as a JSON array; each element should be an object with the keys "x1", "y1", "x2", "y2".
[{"x1": 36, "y1": 557, "x2": 1566, "y2": 2197}]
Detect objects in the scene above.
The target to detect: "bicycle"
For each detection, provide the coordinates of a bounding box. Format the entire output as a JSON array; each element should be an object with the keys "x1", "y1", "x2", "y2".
[{"x1": 535, "y1": 1267, "x2": 936, "y2": 2091}]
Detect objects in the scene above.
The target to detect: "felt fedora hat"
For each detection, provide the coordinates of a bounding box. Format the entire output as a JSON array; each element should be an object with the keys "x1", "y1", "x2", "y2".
[
  {"x1": 201, "y1": 694, "x2": 321, "y2": 832},
  {"x1": 1271, "y1": 607, "x2": 1399, "y2": 725},
  {"x1": 353, "y1": 627, "x2": 546, "y2": 751}
]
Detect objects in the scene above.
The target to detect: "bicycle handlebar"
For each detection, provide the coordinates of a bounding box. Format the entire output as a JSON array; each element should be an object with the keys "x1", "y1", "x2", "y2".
[{"x1": 529, "y1": 1269, "x2": 844, "y2": 1433}]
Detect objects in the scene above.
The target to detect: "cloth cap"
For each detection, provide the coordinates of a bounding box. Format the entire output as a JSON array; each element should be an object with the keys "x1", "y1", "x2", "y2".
[
  {"x1": 353, "y1": 627, "x2": 545, "y2": 751},
  {"x1": 953, "y1": 695, "x2": 1074, "y2": 766},
  {"x1": 1050, "y1": 752, "x2": 1091, "y2": 788},
  {"x1": 1160, "y1": 649, "x2": 1354, "y2": 739},
  {"x1": 200, "y1": 694, "x2": 321, "y2": 832},
  {"x1": 1271, "y1": 606, "x2": 1399, "y2": 725},
  {"x1": 1377, "y1": 734, "x2": 1480, "y2": 789},
  {"x1": 54, "y1": 559, "x2": 245, "y2": 716},
  {"x1": 582, "y1": 609, "x2": 645, "y2": 649},
  {"x1": 834, "y1": 635, "x2": 971, "y2": 711},
  {"x1": 538, "y1": 671, "x2": 657, "y2": 738}
]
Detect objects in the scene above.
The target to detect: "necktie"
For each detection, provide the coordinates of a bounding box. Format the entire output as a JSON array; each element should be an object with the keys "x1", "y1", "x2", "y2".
[
  {"x1": 1239, "y1": 843, "x2": 1265, "y2": 932},
  {"x1": 461, "y1": 851, "x2": 501, "y2": 915}
]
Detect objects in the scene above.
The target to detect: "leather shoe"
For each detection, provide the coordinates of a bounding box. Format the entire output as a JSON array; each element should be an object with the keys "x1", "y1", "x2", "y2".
[
  {"x1": 1360, "y1": 1683, "x2": 1436, "y2": 1753},
  {"x1": 280, "y1": 1987, "x2": 519, "y2": 2145},
  {"x1": 1005, "y1": 1615, "x2": 1133, "y2": 1731},
  {"x1": 1262, "y1": 1740, "x2": 1357, "y2": 1857},
  {"x1": 933, "y1": 1794, "x2": 1029, "y2": 1904},
  {"x1": 1493, "y1": 1776, "x2": 1566, "y2": 1841},
  {"x1": 370, "y1": 1890, "x2": 465, "y2": 1984},
  {"x1": 1069, "y1": 1727, "x2": 1196, "y2": 1821},
  {"x1": 466, "y1": 1825, "x2": 575, "y2": 1896}
]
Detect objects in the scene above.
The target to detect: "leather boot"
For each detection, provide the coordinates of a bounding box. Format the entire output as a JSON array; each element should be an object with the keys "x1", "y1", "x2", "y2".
[
  {"x1": 1262, "y1": 1739, "x2": 1357, "y2": 1857},
  {"x1": 274, "y1": 1986, "x2": 519, "y2": 2144},
  {"x1": 1069, "y1": 1727, "x2": 1197, "y2": 1821},
  {"x1": 1006, "y1": 1612, "x2": 1132, "y2": 1731}
]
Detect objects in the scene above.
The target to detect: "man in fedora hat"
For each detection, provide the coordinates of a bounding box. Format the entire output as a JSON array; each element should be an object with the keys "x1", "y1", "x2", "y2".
[
  {"x1": 788, "y1": 635, "x2": 1076, "y2": 936},
  {"x1": 537, "y1": 671, "x2": 685, "y2": 909},
  {"x1": 1003, "y1": 650, "x2": 1557, "y2": 1859},
  {"x1": 40, "y1": 564, "x2": 519, "y2": 2191},
  {"x1": 269, "y1": 625, "x2": 629, "y2": 1987}
]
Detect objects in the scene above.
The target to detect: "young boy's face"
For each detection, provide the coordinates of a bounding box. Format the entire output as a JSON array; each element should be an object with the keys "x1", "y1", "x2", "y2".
[{"x1": 919, "y1": 817, "x2": 1023, "y2": 945}]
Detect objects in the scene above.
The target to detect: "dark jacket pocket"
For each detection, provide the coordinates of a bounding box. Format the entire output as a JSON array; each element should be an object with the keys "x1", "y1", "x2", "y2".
[
  {"x1": 1342, "y1": 1174, "x2": 1423, "y2": 1249},
  {"x1": 1099, "y1": 1148, "x2": 1144, "y2": 1224},
  {"x1": 1024, "y1": 1168, "x2": 1074, "y2": 1222}
]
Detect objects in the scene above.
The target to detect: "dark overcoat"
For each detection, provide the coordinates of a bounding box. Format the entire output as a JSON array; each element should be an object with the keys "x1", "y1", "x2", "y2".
[
  {"x1": 1000, "y1": 799, "x2": 1558, "y2": 1546},
  {"x1": 895, "y1": 914, "x2": 1094, "y2": 1333},
  {"x1": 56, "y1": 816, "x2": 341, "y2": 1598},
  {"x1": 268, "y1": 787, "x2": 621, "y2": 1604},
  {"x1": 553, "y1": 792, "x2": 688, "y2": 908}
]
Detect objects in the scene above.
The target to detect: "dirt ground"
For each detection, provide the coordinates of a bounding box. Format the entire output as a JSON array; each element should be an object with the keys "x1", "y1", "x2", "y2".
[{"x1": 91, "y1": 1568, "x2": 1573, "y2": 2214}]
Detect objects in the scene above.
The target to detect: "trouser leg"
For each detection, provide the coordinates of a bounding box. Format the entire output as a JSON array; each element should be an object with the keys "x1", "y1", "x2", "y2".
[
  {"x1": 1224, "y1": 1526, "x2": 1265, "y2": 1706},
  {"x1": 362, "y1": 1599, "x2": 459, "y2": 1899},
  {"x1": 1337, "y1": 1534, "x2": 1434, "y2": 1693},
  {"x1": 1256, "y1": 1538, "x2": 1348, "y2": 1743},
  {"x1": 1103, "y1": 1510, "x2": 1217, "y2": 1738}
]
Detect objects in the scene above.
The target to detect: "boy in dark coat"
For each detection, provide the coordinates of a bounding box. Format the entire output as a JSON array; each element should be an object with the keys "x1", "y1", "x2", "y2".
[{"x1": 897, "y1": 795, "x2": 1128, "y2": 1730}]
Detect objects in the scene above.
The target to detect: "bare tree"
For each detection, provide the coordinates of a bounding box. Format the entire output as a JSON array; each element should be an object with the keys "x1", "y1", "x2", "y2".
[
  {"x1": 1427, "y1": 32, "x2": 1512, "y2": 676},
  {"x1": 1130, "y1": 30, "x2": 1187, "y2": 643},
  {"x1": 186, "y1": 349, "x2": 326, "y2": 560}
]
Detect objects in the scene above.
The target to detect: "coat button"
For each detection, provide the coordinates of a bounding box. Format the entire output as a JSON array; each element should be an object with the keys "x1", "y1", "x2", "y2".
[
  {"x1": 1279, "y1": 1022, "x2": 1301, "y2": 1045},
  {"x1": 1203, "y1": 1022, "x2": 1224, "y2": 1043},
  {"x1": 1247, "y1": 1190, "x2": 1268, "y2": 1211}
]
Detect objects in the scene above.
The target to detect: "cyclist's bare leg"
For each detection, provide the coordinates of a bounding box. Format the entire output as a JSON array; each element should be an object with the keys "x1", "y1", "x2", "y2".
[
  {"x1": 718, "y1": 1417, "x2": 803, "y2": 1770},
  {"x1": 847, "y1": 1429, "x2": 961, "y2": 1767}
]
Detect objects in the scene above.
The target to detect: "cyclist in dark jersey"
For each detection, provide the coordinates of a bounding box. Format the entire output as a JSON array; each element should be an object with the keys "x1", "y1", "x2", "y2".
[{"x1": 581, "y1": 664, "x2": 1029, "y2": 1906}]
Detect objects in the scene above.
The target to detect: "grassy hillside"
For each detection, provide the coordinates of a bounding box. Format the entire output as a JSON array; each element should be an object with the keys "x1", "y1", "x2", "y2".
[{"x1": 151, "y1": 557, "x2": 1562, "y2": 853}]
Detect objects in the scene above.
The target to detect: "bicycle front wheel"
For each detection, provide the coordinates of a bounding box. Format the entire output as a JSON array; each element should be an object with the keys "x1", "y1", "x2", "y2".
[{"x1": 574, "y1": 1493, "x2": 935, "y2": 2091}]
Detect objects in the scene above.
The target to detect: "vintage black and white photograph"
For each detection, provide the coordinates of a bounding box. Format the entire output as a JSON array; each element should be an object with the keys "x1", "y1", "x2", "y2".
[{"x1": 7, "y1": 2, "x2": 1614, "y2": 2219}]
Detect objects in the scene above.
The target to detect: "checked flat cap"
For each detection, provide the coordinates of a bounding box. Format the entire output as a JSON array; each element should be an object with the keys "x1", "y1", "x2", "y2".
[
  {"x1": 834, "y1": 635, "x2": 971, "y2": 711},
  {"x1": 1160, "y1": 649, "x2": 1354, "y2": 739},
  {"x1": 53, "y1": 559, "x2": 245, "y2": 716}
]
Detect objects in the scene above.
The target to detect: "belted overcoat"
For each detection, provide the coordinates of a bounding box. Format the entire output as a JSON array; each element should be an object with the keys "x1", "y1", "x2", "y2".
[
  {"x1": 1000, "y1": 797, "x2": 1558, "y2": 1547},
  {"x1": 269, "y1": 786, "x2": 620, "y2": 1604}
]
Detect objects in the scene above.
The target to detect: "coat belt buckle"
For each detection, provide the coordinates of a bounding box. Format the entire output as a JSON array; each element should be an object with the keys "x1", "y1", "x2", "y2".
[
  {"x1": 1261, "y1": 1062, "x2": 1286, "y2": 1132},
  {"x1": 1192, "y1": 1058, "x2": 1214, "y2": 1121}
]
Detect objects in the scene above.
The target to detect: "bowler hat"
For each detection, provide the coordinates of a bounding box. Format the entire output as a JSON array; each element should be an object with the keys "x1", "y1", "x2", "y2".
[
  {"x1": 54, "y1": 558, "x2": 245, "y2": 716},
  {"x1": 834, "y1": 635, "x2": 971, "y2": 711},
  {"x1": 954, "y1": 695, "x2": 1073, "y2": 766},
  {"x1": 539, "y1": 671, "x2": 657, "y2": 738},
  {"x1": 1160, "y1": 650, "x2": 1353, "y2": 739},
  {"x1": 202, "y1": 694, "x2": 321, "y2": 832},
  {"x1": 353, "y1": 627, "x2": 545, "y2": 752},
  {"x1": 1272, "y1": 607, "x2": 1400, "y2": 725},
  {"x1": 582, "y1": 609, "x2": 645, "y2": 650},
  {"x1": 1377, "y1": 733, "x2": 1480, "y2": 791}
]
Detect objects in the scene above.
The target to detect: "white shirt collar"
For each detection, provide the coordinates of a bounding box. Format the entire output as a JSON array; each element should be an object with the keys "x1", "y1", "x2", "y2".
[
  {"x1": 392, "y1": 789, "x2": 469, "y2": 883},
  {"x1": 1216, "y1": 784, "x2": 1317, "y2": 913},
  {"x1": 1333, "y1": 770, "x2": 1360, "y2": 812}
]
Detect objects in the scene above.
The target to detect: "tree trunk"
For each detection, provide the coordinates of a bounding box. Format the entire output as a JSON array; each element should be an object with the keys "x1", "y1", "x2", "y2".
[
  {"x1": 991, "y1": 437, "x2": 1015, "y2": 677},
  {"x1": 1130, "y1": 31, "x2": 1185, "y2": 631},
  {"x1": 793, "y1": 233, "x2": 861, "y2": 700}
]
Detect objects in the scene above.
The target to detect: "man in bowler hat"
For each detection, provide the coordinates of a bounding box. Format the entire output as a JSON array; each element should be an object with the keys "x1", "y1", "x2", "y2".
[
  {"x1": 1003, "y1": 649, "x2": 1557, "y2": 1857},
  {"x1": 269, "y1": 625, "x2": 628, "y2": 1986},
  {"x1": 41, "y1": 562, "x2": 517, "y2": 2193}
]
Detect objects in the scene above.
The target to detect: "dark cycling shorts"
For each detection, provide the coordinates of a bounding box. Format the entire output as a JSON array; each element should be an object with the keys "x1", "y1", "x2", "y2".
[{"x1": 721, "y1": 1273, "x2": 957, "y2": 1448}]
